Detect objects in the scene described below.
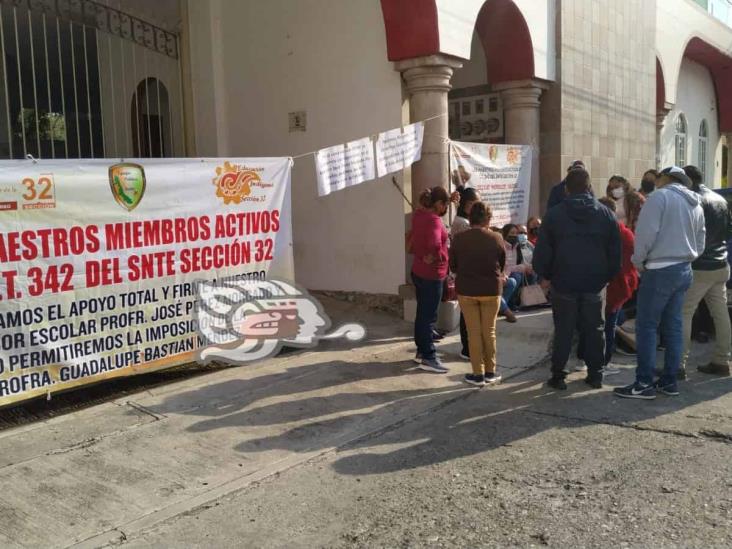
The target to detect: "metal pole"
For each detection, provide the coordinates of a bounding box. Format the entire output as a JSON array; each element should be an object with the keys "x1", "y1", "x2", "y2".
[
  {"x1": 13, "y1": 8, "x2": 27, "y2": 156},
  {"x1": 0, "y1": 7, "x2": 14, "y2": 158},
  {"x1": 82, "y1": 25, "x2": 93, "y2": 157},
  {"x1": 56, "y1": 17, "x2": 68, "y2": 158},
  {"x1": 94, "y1": 28, "x2": 105, "y2": 157},
  {"x1": 70, "y1": 22, "x2": 81, "y2": 157},
  {"x1": 131, "y1": 41, "x2": 140, "y2": 156},
  {"x1": 106, "y1": 32, "x2": 116, "y2": 155},
  {"x1": 27, "y1": 10, "x2": 41, "y2": 157},
  {"x1": 143, "y1": 47, "x2": 152, "y2": 157},
  {"x1": 42, "y1": 14, "x2": 54, "y2": 158}
]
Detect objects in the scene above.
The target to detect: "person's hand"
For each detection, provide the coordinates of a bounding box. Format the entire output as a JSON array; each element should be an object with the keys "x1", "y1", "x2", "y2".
[
  {"x1": 525, "y1": 265, "x2": 534, "y2": 275},
  {"x1": 450, "y1": 191, "x2": 460, "y2": 204},
  {"x1": 423, "y1": 254, "x2": 435, "y2": 265},
  {"x1": 540, "y1": 279, "x2": 551, "y2": 291},
  {"x1": 502, "y1": 273, "x2": 509, "y2": 283}
]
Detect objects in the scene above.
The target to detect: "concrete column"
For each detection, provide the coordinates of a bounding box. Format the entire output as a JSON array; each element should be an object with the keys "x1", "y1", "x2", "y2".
[
  {"x1": 656, "y1": 107, "x2": 671, "y2": 169},
  {"x1": 394, "y1": 55, "x2": 462, "y2": 207},
  {"x1": 493, "y1": 79, "x2": 547, "y2": 218}
]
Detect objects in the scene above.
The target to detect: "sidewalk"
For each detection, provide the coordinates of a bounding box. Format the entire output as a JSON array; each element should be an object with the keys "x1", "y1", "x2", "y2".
[{"x1": 0, "y1": 297, "x2": 554, "y2": 548}]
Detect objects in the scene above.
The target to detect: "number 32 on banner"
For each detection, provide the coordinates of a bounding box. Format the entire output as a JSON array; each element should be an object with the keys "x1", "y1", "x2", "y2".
[{"x1": 22, "y1": 175, "x2": 56, "y2": 206}]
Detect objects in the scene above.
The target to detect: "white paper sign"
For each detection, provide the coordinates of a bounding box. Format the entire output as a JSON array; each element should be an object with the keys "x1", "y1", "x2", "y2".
[
  {"x1": 375, "y1": 122, "x2": 424, "y2": 177},
  {"x1": 315, "y1": 136, "x2": 375, "y2": 197},
  {"x1": 449, "y1": 142, "x2": 532, "y2": 226}
]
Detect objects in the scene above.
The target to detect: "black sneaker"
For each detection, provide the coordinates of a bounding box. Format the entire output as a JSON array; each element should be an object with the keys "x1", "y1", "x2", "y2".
[
  {"x1": 613, "y1": 382, "x2": 656, "y2": 400},
  {"x1": 464, "y1": 374, "x2": 485, "y2": 387},
  {"x1": 547, "y1": 376, "x2": 567, "y2": 390},
  {"x1": 654, "y1": 380, "x2": 679, "y2": 396},
  {"x1": 584, "y1": 376, "x2": 602, "y2": 389},
  {"x1": 484, "y1": 372, "x2": 502, "y2": 385},
  {"x1": 459, "y1": 350, "x2": 470, "y2": 360}
]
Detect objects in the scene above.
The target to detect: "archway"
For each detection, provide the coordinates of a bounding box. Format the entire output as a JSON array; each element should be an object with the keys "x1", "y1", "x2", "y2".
[{"x1": 131, "y1": 77, "x2": 171, "y2": 158}]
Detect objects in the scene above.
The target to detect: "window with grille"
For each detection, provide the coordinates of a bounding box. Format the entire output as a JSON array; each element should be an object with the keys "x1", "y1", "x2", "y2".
[
  {"x1": 675, "y1": 114, "x2": 687, "y2": 167},
  {"x1": 698, "y1": 119, "x2": 708, "y2": 184}
]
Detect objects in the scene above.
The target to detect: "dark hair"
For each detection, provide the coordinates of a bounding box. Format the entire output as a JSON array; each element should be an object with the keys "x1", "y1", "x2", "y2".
[
  {"x1": 643, "y1": 169, "x2": 659, "y2": 179},
  {"x1": 418, "y1": 186, "x2": 449, "y2": 209},
  {"x1": 501, "y1": 223, "x2": 518, "y2": 240},
  {"x1": 566, "y1": 168, "x2": 590, "y2": 194},
  {"x1": 469, "y1": 201, "x2": 491, "y2": 226},
  {"x1": 598, "y1": 196, "x2": 616, "y2": 212},
  {"x1": 683, "y1": 165, "x2": 703, "y2": 191},
  {"x1": 456, "y1": 186, "x2": 480, "y2": 218}
]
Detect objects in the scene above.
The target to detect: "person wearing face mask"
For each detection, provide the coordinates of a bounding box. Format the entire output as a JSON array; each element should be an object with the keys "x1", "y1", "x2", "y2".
[
  {"x1": 451, "y1": 186, "x2": 481, "y2": 360},
  {"x1": 517, "y1": 225, "x2": 536, "y2": 282},
  {"x1": 527, "y1": 217, "x2": 541, "y2": 246},
  {"x1": 411, "y1": 186, "x2": 451, "y2": 373},
  {"x1": 500, "y1": 224, "x2": 532, "y2": 322},
  {"x1": 607, "y1": 175, "x2": 631, "y2": 226},
  {"x1": 640, "y1": 169, "x2": 658, "y2": 198}
]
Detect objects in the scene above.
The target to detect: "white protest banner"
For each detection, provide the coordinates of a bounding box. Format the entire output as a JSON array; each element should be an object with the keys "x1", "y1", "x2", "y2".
[
  {"x1": 0, "y1": 158, "x2": 292, "y2": 406},
  {"x1": 375, "y1": 122, "x2": 424, "y2": 177},
  {"x1": 449, "y1": 142, "x2": 532, "y2": 226},
  {"x1": 315, "y1": 136, "x2": 375, "y2": 197}
]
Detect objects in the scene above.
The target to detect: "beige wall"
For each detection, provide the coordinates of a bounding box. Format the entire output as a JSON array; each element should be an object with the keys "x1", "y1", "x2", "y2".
[
  {"x1": 185, "y1": 0, "x2": 406, "y2": 295},
  {"x1": 559, "y1": 0, "x2": 657, "y2": 194}
]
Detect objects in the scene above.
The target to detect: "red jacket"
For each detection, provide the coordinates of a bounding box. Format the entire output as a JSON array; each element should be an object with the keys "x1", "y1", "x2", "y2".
[
  {"x1": 606, "y1": 222, "x2": 638, "y2": 312},
  {"x1": 411, "y1": 208, "x2": 448, "y2": 280}
]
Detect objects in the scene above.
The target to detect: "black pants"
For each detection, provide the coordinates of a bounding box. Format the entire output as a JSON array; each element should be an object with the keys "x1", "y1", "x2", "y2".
[
  {"x1": 551, "y1": 290, "x2": 605, "y2": 379},
  {"x1": 459, "y1": 312, "x2": 468, "y2": 354}
]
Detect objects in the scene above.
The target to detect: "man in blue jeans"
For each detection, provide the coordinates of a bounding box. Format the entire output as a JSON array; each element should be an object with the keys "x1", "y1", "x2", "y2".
[{"x1": 615, "y1": 167, "x2": 705, "y2": 400}]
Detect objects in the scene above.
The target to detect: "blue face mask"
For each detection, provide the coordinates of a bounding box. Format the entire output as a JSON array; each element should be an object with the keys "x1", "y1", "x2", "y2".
[{"x1": 517, "y1": 234, "x2": 528, "y2": 245}]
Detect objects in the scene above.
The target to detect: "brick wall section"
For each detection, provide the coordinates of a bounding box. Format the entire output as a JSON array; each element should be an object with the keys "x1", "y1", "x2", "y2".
[{"x1": 559, "y1": 0, "x2": 657, "y2": 194}]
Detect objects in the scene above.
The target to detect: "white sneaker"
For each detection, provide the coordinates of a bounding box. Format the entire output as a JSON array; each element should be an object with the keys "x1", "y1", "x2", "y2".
[
  {"x1": 573, "y1": 360, "x2": 588, "y2": 372},
  {"x1": 604, "y1": 364, "x2": 621, "y2": 376}
]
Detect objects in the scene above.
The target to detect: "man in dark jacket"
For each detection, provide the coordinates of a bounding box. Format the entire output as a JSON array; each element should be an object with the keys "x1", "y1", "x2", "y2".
[
  {"x1": 534, "y1": 168, "x2": 621, "y2": 389},
  {"x1": 680, "y1": 165, "x2": 731, "y2": 377},
  {"x1": 545, "y1": 160, "x2": 586, "y2": 211}
]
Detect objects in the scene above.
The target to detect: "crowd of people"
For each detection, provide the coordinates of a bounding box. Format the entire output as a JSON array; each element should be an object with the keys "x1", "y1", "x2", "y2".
[{"x1": 409, "y1": 160, "x2": 731, "y2": 397}]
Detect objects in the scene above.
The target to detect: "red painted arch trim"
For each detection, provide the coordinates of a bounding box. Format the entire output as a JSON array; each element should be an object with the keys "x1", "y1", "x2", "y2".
[{"x1": 380, "y1": 0, "x2": 440, "y2": 61}]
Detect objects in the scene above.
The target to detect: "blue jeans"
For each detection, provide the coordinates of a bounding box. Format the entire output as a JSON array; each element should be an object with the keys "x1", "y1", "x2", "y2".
[
  {"x1": 411, "y1": 272, "x2": 444, "y2": 361},
  {"x1": 501, "y1": 272, "x2": 523, "y2": 312},
  {"x1": 635, "y1": 263, "x2": 693, "y2": 385}
]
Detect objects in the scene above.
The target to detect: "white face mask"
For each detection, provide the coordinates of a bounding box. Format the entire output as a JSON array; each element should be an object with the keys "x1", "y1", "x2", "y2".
[{"x1": 611, "y1": 188, "x2": 625, "y2": 199}]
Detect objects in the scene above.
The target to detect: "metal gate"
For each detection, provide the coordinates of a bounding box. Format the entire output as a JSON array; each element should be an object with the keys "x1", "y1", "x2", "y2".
[{"x1": 0, "y1": 0, "x2": 184, "y2": 159}]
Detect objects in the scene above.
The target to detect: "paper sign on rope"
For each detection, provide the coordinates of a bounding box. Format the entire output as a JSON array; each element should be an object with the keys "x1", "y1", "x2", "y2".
[
  {"x1": 375, "y1": 122, "x2": 424, "y2": 177},
  {"x1": 315, "y1": 136, "x2": 375, "y2": 197},
  {"x1": 0, "y1": 157, "x2": 292, "y2": 406},
  {"x1": 449, "y1": 141, "x2": 532, "y2": 226}
]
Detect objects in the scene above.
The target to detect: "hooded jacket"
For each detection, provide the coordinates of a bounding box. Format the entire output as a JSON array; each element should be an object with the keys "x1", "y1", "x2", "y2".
[
  {"x1": 533, "y1": 192, "x2": 621, "y2": 294},
  {"x1": 692, "y1": 185, "x2": 731, "y2": 271},
  {"x1": 631, "y1": 183, "x2": 705, "y2": 270}
]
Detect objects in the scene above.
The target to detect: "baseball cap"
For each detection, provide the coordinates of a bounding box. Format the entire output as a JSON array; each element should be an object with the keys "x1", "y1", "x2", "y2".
[{"x1": 659, "y1": 166, "x2": 692, "y2": 188}]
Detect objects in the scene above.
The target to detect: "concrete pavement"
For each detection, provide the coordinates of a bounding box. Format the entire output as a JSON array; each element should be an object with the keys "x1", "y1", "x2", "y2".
[{"x1": 0, "y1": 298, "x2": 553, "y2": 548}]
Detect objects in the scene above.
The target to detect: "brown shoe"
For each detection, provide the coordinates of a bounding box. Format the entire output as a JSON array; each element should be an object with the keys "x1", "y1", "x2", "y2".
[
  {"x1": 503, "y1": 309, "x2": 517, "y2": 323},
  {"x1": 697, "y1": 363, "x2": 731, "y2": 376}
]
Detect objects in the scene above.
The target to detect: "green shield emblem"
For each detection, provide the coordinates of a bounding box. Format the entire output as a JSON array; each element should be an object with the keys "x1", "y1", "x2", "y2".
[{"x1": 109, "y1": 163, "x2": 146, "y2": 211}]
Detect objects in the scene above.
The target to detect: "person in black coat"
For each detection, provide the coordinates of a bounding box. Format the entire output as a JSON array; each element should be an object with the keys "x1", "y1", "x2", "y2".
[
  {"x1": 533, "y1": 167, "x2": 621, "y2": 390},
  {"x1": 545, "y1": 160, "x2": 586, "y2": 211}
]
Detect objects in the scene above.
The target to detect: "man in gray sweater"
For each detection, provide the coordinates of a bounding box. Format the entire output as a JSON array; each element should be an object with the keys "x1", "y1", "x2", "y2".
[{"x1": 614, "y1": 166, "x2": 705, "y2": 400}]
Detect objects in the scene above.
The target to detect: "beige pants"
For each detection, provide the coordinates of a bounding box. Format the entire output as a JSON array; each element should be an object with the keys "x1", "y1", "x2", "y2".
[
  {"x1": 457, "y1": 295, "x2": 501, "y2": 375},
  {"x1": 682, "y1": 265, "x2": 731, "y2": 367}
]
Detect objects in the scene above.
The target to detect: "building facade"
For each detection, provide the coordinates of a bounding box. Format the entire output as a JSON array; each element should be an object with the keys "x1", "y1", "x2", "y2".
[{"x1": 1, "y1": 0, "x2": 731, "y2": 297}]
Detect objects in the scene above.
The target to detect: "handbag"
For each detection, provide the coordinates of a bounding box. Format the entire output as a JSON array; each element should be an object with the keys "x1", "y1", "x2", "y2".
[
  {"x1": 442, "y1": 275, "x2": 457, "y2": 302},
  {"x1": 519, "y1": 276, "x2": 548, "y2": 308}
]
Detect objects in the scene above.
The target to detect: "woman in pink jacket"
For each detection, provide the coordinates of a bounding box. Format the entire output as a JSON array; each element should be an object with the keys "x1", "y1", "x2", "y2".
[{"x1": 410, "y1": 186, "x2": 450, "y2": 373}]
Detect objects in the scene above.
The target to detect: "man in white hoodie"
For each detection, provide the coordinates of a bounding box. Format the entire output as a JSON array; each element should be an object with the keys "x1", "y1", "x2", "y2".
[{"x1": 614, "y1": 167, "x2": 705, "y2": 400}]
